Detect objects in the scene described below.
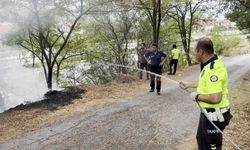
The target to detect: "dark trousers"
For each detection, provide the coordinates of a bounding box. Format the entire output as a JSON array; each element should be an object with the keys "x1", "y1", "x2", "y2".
[
  {"x1": 196, "y1": 110, "x2": 232, "y2": 150},
  {"x1": 169, "y1": 59, "x2": 178, "y2": 75},
  {"x1": 139, "y1": 63, "x2": 149, "y2": 79},
  {"x1": 149, "y1": 65, "x2": 163, "y2": 92}
]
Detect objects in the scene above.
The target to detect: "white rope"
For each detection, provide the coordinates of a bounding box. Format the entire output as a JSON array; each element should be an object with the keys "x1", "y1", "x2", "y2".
[{"x1": 101, "y1": 62, "x2": 180, "y2": 84}]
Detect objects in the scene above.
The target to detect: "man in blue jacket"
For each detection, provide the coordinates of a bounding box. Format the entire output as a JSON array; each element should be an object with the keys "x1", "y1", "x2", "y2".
[{"x1": 145, "y1": 43, "x2": 166, "y2": 95}]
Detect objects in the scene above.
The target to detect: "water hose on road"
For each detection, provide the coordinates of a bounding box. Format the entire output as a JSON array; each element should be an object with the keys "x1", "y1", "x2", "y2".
[{"x1": 101, "y1": 62, "x2": 243, "y2": 150}]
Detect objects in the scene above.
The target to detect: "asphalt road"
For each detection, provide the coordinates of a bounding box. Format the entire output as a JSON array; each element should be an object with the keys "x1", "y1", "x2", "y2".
[{"x1": 1, "y1": 54, "x2": 250, "y2": 150}]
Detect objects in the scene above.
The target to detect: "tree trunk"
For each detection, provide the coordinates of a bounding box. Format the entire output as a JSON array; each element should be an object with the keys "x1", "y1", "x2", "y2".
[
  {"x1": 152, "y1": 0, "x2": 161, "y2": 45},
  {"x1": 152, "y1": 0, "x2": 158, "y2": 45},
  {"x1": 136, "y1": 36, "x2": 140, "y2": 68},
  {"x1": 152, "y1": 26, "x2": 157, "y2": 44},
  {"x1": 56, "y1": 63, "x2": 60, "y2": 85},
  {"x1": 138, "y1": 0, "x2": 161, "y2": 45},
  {"x1": 47, "y1": 67, "x2": 53, "y2": 89},
  {"x1": 32, "y1": 54, "x2": 35, "y2": 67},
  {"x1": 152, "y1": 15, "x2": 158, "y2": 45},
  {"x1": 156, "y1": 0, "x2": 161, "y2": 45},
  {"x1": 180, "y1": 18, "x2": 192, "y2": 66},
  {"x1": 183, "y1": 41, "x2": 192, "y2": 66},
  {"x1": 186, "y1": 53, "x2": 191, "y2": 66},
  {"x1": 56, "y1": 59, "x2": 64, "y2": 85},
  {"x1": 187, "y1": 11, "x2": 194, "y2": 66}
]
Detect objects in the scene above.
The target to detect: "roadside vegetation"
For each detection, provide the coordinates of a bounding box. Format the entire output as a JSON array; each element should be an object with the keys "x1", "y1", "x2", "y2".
[{"x1": 1, "y1": 0, "x2": 249, "y2": 89}]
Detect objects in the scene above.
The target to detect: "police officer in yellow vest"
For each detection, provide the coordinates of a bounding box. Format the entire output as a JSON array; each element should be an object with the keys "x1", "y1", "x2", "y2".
[
  {"x1": 168, "y1": 44, "x2": 181, "y2": 75},
  {"x1": 179, "y1": 37, "x2": 232, "y2": 150}
]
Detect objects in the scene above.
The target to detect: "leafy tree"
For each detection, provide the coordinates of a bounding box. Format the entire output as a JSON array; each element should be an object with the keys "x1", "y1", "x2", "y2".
[
  {"x1": 91, "y1": 9, "x2": 138, "y2": 73},
  {"x1": 225, "y1": 0, "x2": 250, "y2": 33},
  {"x1": 135, "y1": 0, "x2": 176, "y2": 45},
  {"x1": 3, "y1": 0, "x2": 106, "y2": 89},
  {"x1": 19, "y1": 0, "x2": 86, "y2": 89},
  {"x1": 167, "y1": 0, "x2": 208, "y2": 65},
  {"x1": 211, "y1": 27, "x2": 241, "y2": 56},
  {"x1": 136, "y1": 18, "x2": 152, "y2": 44},
  {"x1": 137, "y1": 0, "x2": 163, "y2": 44}
]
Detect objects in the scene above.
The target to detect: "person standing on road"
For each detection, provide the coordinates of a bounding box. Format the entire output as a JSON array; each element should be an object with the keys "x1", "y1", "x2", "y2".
[
  {"x1": 145, "y1": 43, "x2": 166, "y2": 95},
  {"x1": 138, "y1": 43, "x2": 149, "y2": 80},
  {"x1": 179, "y1": 37, "x2": 232, "y2": 150},
  {"x1": 168, "y1": 44, "x2": 181, "y2": 75}
]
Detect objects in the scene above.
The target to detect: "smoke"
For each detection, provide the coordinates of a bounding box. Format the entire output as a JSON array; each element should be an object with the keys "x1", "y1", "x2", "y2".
[{"x1": 0, "y1": 0, "x2": 28, "y2": 23}]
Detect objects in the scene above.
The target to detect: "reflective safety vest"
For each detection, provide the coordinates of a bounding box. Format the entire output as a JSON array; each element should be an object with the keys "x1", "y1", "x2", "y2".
[
  {"x1": 171, "y1": 48, "x2": 181, "y2": 60},
  {"x1": 197, "y1": 58, "x2": 229, "y2": 108}
]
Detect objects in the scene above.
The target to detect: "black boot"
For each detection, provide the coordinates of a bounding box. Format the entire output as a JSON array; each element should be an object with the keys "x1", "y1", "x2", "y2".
[
  {"x1": 149, "y1": 89, "x2": 154, "y2": 92},
  {"x1": 157, "y1": 90, "x2": 161, "y2": 95}
]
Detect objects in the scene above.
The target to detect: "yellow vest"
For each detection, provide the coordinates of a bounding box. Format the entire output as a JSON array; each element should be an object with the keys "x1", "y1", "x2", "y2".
[
  {"x1": 197, "y1": 58, "x2": 229, "y2": 108},
  {"x1": 171, "y1": 48, "x2": 181, "y2": 59}
]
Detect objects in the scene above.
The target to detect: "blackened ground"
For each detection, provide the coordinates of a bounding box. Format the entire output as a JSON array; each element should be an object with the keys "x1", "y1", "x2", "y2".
[{"x1": 6, "y1": 87, "x2": 86, "y2": 112}]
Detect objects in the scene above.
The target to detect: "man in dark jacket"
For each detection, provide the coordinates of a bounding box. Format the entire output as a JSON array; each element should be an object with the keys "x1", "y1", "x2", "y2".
[{"x1": 145, "y1": 43, "x2": 166, "y2": 95}]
